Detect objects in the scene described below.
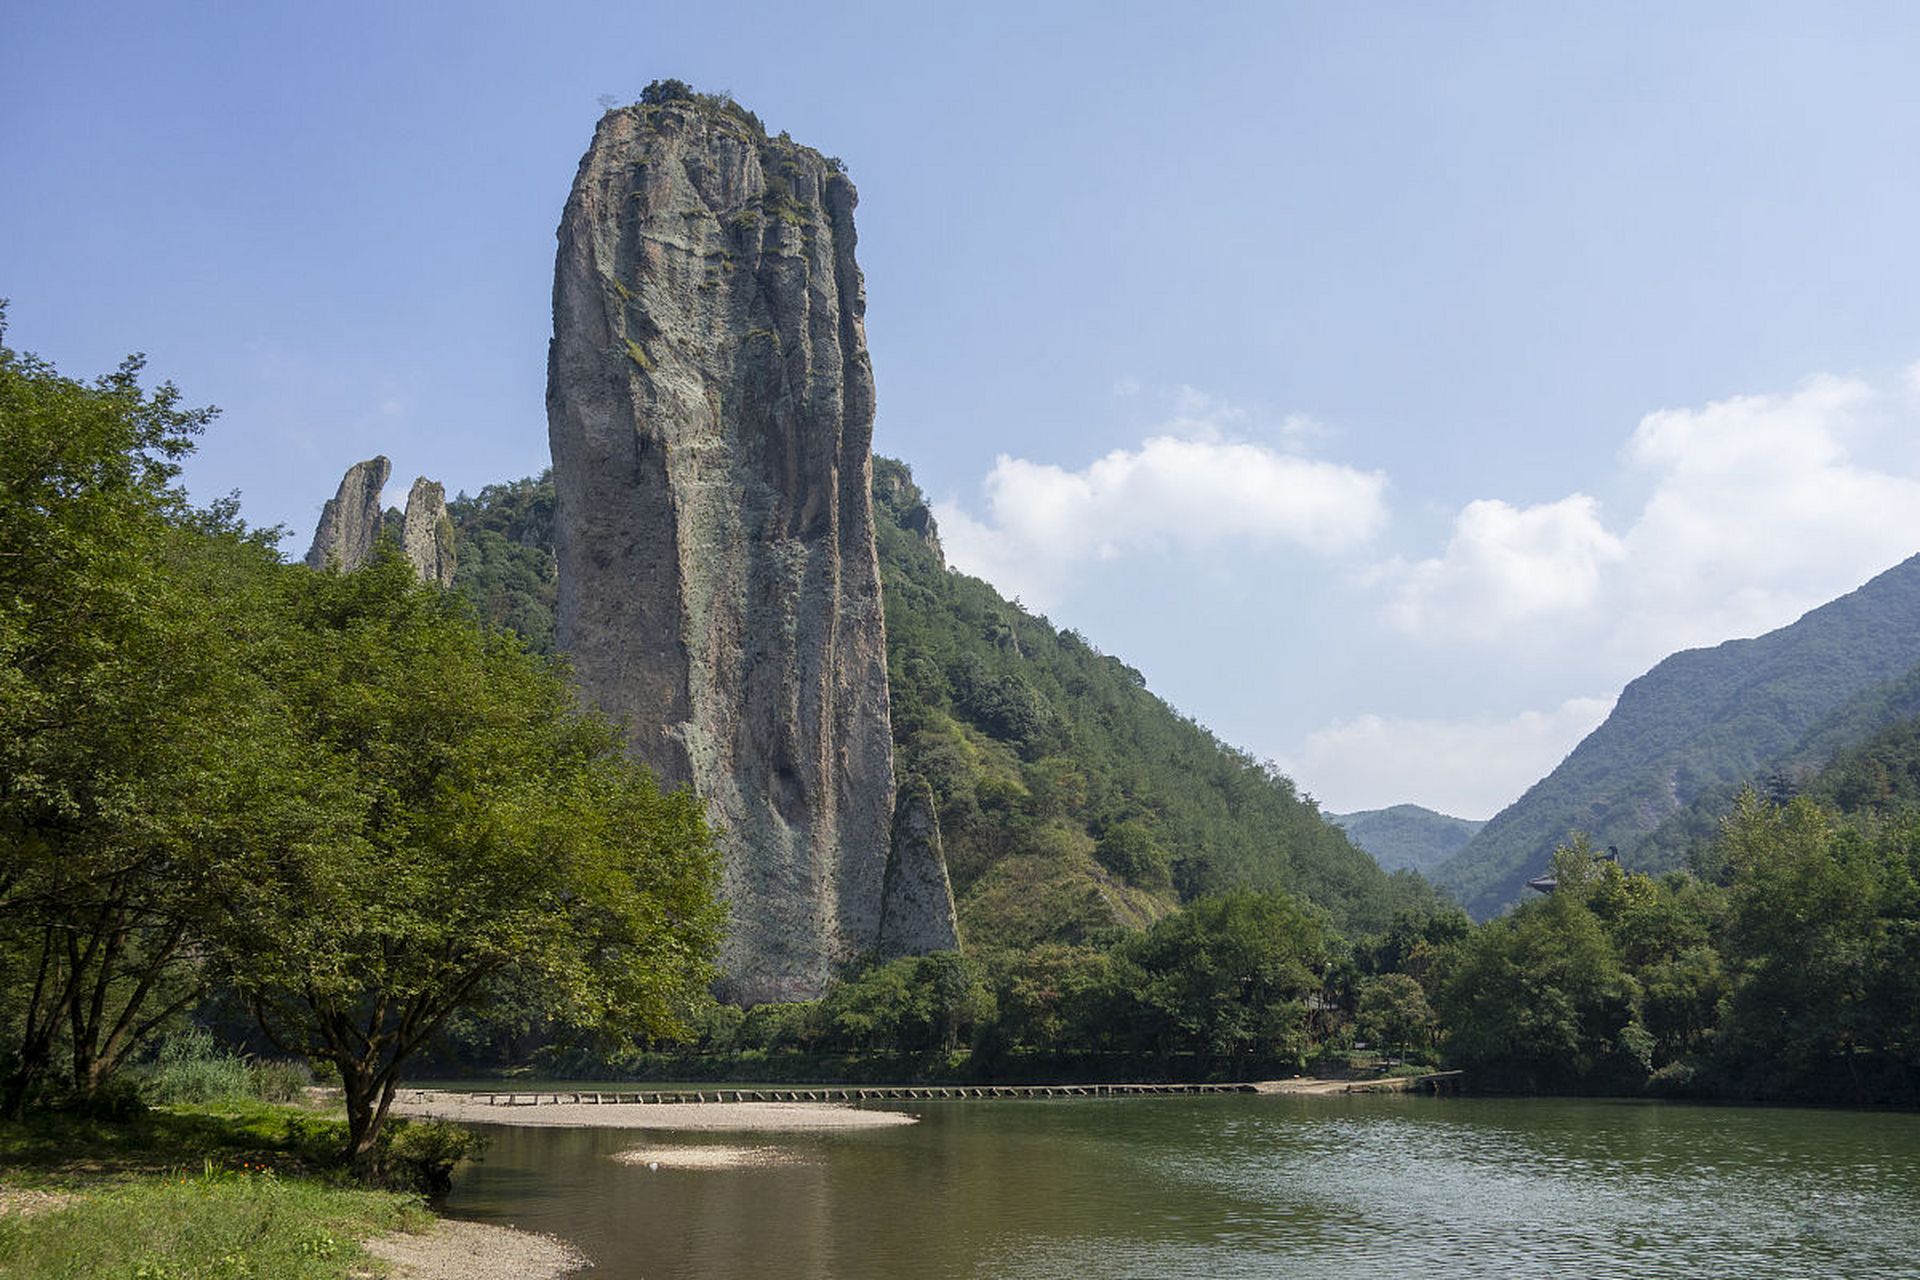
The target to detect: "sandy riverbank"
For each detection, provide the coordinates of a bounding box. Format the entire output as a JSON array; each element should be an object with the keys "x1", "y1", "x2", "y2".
[
  {"x1": 391, "y1": 1089, "x2": 918, "y2": 1130},
  {"x1": 363, "y1": 1219, "x2": 587, "y2": 1279},
  {"x1": 1252, "y1": 1078, "x2": 1357, "y2": 1096}
]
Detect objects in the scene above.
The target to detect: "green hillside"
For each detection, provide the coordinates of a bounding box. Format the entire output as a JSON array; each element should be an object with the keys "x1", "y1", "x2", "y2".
[
  {"x1": 1632, "y1": 656, "x2": 1920, "y2": 870},
  {"x1": 444, "y1": 461, "x2": 1418, "y2": 944},
  {"x1": 873, "y1": 458, "x2": 1415, "y2": 941},
  {"x1": 1329, "y1": 804, "x2": 1484, "y2": 874},
  {"x1": 1435, "y1": 553, "x2": 1920, "y2": 917}
]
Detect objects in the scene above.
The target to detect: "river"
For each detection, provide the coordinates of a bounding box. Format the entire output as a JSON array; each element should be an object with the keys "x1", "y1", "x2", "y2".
[{"x1": 442, "y1": 1093, "x2": 1920, "y2": 1278}]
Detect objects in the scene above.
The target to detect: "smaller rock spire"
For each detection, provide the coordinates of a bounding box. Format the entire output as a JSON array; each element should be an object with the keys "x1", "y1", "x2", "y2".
[
  {"x1": 401, "y1": 477, "x2": 457, "y2": 587},
  {"x1": 305, "y1": 456, "x2": 392, "y2": 572},
  {"x1": 878, "y1": 776, "x2": 961, "y2": 957}
]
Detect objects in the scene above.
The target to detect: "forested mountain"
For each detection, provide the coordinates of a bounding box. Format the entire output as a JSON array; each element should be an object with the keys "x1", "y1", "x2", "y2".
[
  {"x1": 1435, "y1": 553, "x2": 1920, "y2": 917},
  {"x1": 1632, "y1": 656, "x2": 1920, "y2": 869},
  {"x1": 1329, "y1": 805, "x2": 1484, "y2": 873},
  {"x1": 443, "y1": 461, "x2": 1421, "y2": 945},
  {"x1": 872, "y1": 458, "x2": 1419, "y2": 942}
]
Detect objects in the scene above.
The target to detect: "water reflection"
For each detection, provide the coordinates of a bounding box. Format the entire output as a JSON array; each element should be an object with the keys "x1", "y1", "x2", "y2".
[{"x1": 443, "y1": 1096, "x2": 1920, "y2": 1279}]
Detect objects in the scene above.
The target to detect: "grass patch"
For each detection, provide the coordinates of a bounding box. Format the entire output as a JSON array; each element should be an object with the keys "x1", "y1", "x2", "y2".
[
  {"x1": 0, "y1": 1102, "x2": 350, "y2": 1187},
  {"x1": 0, "y1": 1172, "x2": 425, "y2": 1279},
  {"x1": 0, "y1": 1103, "x2": 434, "y2": 1277}
]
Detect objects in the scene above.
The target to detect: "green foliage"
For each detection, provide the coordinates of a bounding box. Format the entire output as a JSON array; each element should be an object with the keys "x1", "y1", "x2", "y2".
[
  {"x1": 143, "y1": 1030, "x2": 254, "y2": 1105},
  {"x1": 0, "y1": 315, "x2": 308, "y2": 1114},
  {"x1": 0, "y1": 317, "x2": 727, "y2": 1161},
  {"x1": 1356, "y1": 973, "x2": 1436, "y2": 1060},
  {"x1": 138, "y1": 1031, "x2": 310, "y2": 1107},
  {"x1": 377, "y1": 1118, "x2": 484, "y2": 1197},
  {"x1": 640, "y1": 78, "x2": 694, "y2": 105},
  {"x1": 446, "y1": 472, "x2": 558, "y2": 653},
  {"x1": 222, "y1": 552, "x2": 726, "y2": 1167},
  {"x1": 1803, "y1": 704, "x2": 1920, "y2": 815},
  {"x1": 1095, "y1": 820, "x2": 1173, "y2": 889},
  {"x1": 873, "y1": 457, "x2": 1413, "y2": 939},
  {"x1": 1428, "y1": 795, "x2": 1920, "y2": 1103},
  {"x1": 1106, "y1": 890, "x2": 1335, "y2": 1071}
]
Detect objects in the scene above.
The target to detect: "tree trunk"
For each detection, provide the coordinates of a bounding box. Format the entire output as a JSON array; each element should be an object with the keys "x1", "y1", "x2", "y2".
[
  {"x1": 2, "y1": 929, "x2": 71, "y2": 1119},
  {"x1": 341, "y1": 1063, "x2": 384, "y2": 1177}
]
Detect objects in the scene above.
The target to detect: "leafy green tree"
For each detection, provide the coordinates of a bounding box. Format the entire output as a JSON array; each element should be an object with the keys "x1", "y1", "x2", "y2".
[
  {"x1": 1438, "y1": 841, "x2": 1644, "y2": 1090},
  {"x1": 980, "y1": 944, "x2": 1117, "y2": 1055},
  {"x1": 0, "y1": 317, "x2": 317, "y2": 1113},
  {"x1": 1095, "y1": 820, "x2": 1173, "y2": 890},
  {"x1": 1712, "y1": 789, "x2": 1883, "y2": 1099},
  {"x1": 1112, "y1": 890, "x2": 1333, "y2": 1073},
  {"x1": 221, "y1": 554, "x2": 724, "y2": 1170},
  {"x1": 1357, "y1": 973, "x2": 1436, "y2": 1061}
]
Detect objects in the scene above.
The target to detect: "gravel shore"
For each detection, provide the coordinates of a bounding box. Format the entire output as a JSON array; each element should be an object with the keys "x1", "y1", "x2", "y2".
[
  {"x1": 363, "y1": 1219, "x2": 587, "y2": 1279},
  {"x1": 391, "y1": 1089, "x2": 918, "y2": 1131}
]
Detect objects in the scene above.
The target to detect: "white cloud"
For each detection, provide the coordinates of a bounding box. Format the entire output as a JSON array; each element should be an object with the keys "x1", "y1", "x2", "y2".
[
  {"x1": 1289, "y1": 696, "x2": 1616, "y2": 820},
  {"x1": 1385, "y1": 371, "x2": 1920, "y2": 663},
  {"x1": 937, "y1": 414, "x2": 1388, "y2": 607},
  {"x1": 1388, "y1": 495, "x2": 1624, "y2": 640}
]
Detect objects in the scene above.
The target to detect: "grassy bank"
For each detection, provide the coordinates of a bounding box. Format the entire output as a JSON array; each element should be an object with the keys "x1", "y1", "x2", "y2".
[{"x1": 0, "y1": 1103, "x2": 431, "y2": 1279}]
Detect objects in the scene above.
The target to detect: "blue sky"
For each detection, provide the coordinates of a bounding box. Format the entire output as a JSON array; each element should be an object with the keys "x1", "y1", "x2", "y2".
[{"x1": 8, "y1": 1, "x2": 1920, "y2": 817}]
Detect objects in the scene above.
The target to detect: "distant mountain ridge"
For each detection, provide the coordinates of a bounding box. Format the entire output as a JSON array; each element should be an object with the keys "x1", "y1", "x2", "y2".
[
  {"x1": 1328, "y1": 805, "x2": 1484, "y2": 874},
  {"x1": 1435, "y1": 552, "x2": 1920, "y2": 917}
]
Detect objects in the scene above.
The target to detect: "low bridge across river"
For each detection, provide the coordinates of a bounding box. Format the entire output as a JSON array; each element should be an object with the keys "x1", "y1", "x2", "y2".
[{"x1": 442, "y1": 1073, "x2": 1462, "y2": 1107}]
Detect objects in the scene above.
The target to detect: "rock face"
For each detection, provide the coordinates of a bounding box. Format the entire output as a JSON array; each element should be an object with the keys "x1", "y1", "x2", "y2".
[
  {"x1": 401, "y1": 477, "x2": 457, "y2": 587},
  {"x1": 305, "y1": 456, "x2": 391, "y2": 571},
  {"x1": 548, "y1": 95, "x2": 948, "y2": 1002},
  {"x1": 879, "y1": 777, "x2": 960, "y2": 957},
  {"x1": 305, "y1": 460, "x2": 458, "y2": 587}
]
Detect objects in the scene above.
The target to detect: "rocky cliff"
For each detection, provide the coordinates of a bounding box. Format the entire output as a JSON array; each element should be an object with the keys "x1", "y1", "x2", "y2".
[
  {"x1": 305, "y1": 456, "x2": 391, "y2": 571},
  {"x1": 547, "y1": 90, "x2": 947, "y2": 1002}
]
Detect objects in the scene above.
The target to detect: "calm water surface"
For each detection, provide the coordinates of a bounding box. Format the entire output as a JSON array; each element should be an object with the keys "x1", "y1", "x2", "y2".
[{"x1": 443, "y1": 1095, "x2": 1920, "y2": 1278}]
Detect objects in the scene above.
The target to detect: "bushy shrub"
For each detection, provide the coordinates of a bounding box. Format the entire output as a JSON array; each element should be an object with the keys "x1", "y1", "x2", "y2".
[
  {"x1": 640, "y1": 78, "x2": 694, "y2": 105},
  {"x1": 144, "y1": 1029, "x2": 254, "y2": 1104},
  {"x1": 249, "y1": 1059, "x2": 313, "y2": 1104},
  {"x1": 379, "y1": 1119, "x2": 486, "y2": 1198}
]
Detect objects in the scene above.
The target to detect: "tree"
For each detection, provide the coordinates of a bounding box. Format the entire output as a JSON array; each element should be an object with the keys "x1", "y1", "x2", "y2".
[
  {"x1": 1113, "y1": 889, "x2": 1332, "y2": 1073},
  {"x1": 1357, "y1": 973, "x2": 1436, "y2": 1061},
  {"x1": 1437, "y1": 841, "x2": 1643, "y2": 1091},
  {"x1": 1713, "y1": 789, "x2": 1883, "y2": 1099},
  {"x1": 0, "y1": 316, "x2": 309, "y2": 1113},
  {"x1": 220, "y1": 554, "x2": 724, "y2": 1171}
]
